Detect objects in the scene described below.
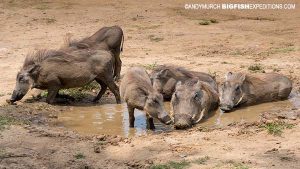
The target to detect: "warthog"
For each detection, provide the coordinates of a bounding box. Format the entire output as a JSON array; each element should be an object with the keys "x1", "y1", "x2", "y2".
[
  {"x1": 120, "y1": 67, "x2": 172, "y2": 129},
  {"x1": 8, "y1": 49, "x2": 121, "y2": 104},
  {"x1": 68, "y1": 26, "x2": 124, "y2": 79},
  {"x1": 220, "y1": 72, "x2": 292, "y2": 111},
  {"x1": 151, "y1": 65, "x2": 217, "y2": 100},
  {"x1": 171, "y1": 79, "x2": 219, "y2": 129}
]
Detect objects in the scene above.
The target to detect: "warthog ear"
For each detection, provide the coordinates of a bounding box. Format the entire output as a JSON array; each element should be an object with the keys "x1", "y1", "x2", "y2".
[
  {"x1": 158, "y1": 69, "x2": 169, "y2": 78},
  {"x1": 225, "y1": 72, "x2": 233, "y2": 81},
  {"x1": 27, "y1": 64, "x2": 40, "y2": 78},
  {"x1": 239, "y1": 74, "x2": 246, "y2": 83},
  {"x1": 77, "y1": 43, "x2": 90, "y2": 49}
]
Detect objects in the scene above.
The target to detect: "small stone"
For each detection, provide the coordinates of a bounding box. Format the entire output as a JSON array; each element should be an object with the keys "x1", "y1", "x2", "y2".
[
  {"x1": 94, "y1": 146, "x2": 101, "y2": 153},
  {"x1": 179, "y1": 154, "x2": 187, "y2": 158}
]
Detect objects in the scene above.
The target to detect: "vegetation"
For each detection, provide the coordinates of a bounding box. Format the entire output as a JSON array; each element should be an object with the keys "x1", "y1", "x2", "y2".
[
  {"x1": 74, "y1": 153, "x2": 85, "y2": 159},
  {"x1": 40, "y1": 81, "x2": 99, "y2": 100},
  {"x1": 143, "y1": 62, "x2": 158, "y2": 70},
  {"x1": 148, "y1": 35, "x2": 164, "y2": 42},
  {"x1": 248, "y1": 64, "x2": 265, "y2": 73},
  {"x1": 234, "y1": 163, "x2": 249, "y2": 169},
  {"x1": 192, "y1": 156, "x2": 210, "y2": 165},
  {"x1": 150, "y1": 160, "x2": 190, "y2": 169},
  {"x1": 199, "y1": 20, "x2": 210, "y2": 25},
  {"x1": 263, "y1": 122, "x2": 294, "y2": 136},
  {"x1": 0, "y1": 115, "x2": 17, "y2": 131},
  {"x1": 199, "y1": 19, "x2": 218, "y2": 25},
  {"x1": 150, "y1": 157, "x2": 210, "y2": 169}
]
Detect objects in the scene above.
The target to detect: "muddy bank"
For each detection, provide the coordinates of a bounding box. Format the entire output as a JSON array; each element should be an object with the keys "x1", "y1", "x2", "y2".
[{"x1": 0, "y1": 99, "x2": 300, "y2": 168}]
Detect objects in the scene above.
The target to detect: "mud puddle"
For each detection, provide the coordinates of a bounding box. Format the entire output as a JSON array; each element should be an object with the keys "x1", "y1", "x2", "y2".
[
  {"x1": 58, "y1": 96, "x2": 300, "y2": 137},
  {"x1": 58, "y1": 103, "x2": 173, "y2": 137}
]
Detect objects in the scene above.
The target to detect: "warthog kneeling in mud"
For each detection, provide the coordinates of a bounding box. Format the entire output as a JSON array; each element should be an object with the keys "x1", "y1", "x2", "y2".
[
  {"x1": 68, "y1": 26, "x2": 124, "y2": 79},
  {"x1": 220, "y1": 72, "x2": 292, "y2": 112},
  {"x1": 120, "y1": 67, "x2": 172, "y2": 129},
  {"x1": 171, "y1": 79, "x2": 219, "y2": 129},
  {"x1": 8, "y1": 49, "x2": 121, "y2": 104},
  {"x1": 151, "y1": 65, "x2": 217, "y2": 100}
]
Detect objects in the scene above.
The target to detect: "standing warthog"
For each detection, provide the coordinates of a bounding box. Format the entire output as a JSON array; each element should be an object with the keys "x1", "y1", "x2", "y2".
[
  {"x1": 68, "y1": 26, "x2": 124, "y2": 80},
  {"x1": 150, "y1": 65, "x2": 217, "y2": 100},
  {"x1": 8, "y1": 49, "x2": 121, "y2": 104},
  {"x1": 120, "y1": 67, "x2": 172, "y2": 129},
  {"x1": 171, "y1": 79, "x2": 219, "y2": 129},
  {"x1": 220, "y1": 72, "x2": 292, "y2": 111}
]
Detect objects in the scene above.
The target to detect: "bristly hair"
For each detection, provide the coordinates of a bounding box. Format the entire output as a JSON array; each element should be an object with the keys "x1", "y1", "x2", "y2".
[
  {"x1": 63, "y1": 33, "x2": 90, "y2": 49},
  {"x1": 23, "y1": 49, "x2": 64, "y2": 68}
]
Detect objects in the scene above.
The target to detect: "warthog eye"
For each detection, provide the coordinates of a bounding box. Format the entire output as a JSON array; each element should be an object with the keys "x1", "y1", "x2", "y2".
[
  {"x1": 235, "y1": 86, "x2": 240, "y2": 91},
  {"x1": 153, "y1": 99, "x2": 159, "y2": 104},
  {"x1": 194, "y1": 91, "x2": 201, "y2": 101}
]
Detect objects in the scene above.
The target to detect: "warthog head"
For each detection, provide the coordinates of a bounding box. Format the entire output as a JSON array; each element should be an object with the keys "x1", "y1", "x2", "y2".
[
  {"x1": 171, "y1": 80, "x2": 208, "y2": 129},
  {"x1": 220, "y1": 72, "x2": 246, "y2": 111},
  {"x1": 8, "y1": 64, "x2": 39, "y2": 103},
  {"x1": 151, "y1": 69, "x2": 177, "y2": 100},
  {"x1": 144, "y1": 91, "x2": 172, "y2": 125}
]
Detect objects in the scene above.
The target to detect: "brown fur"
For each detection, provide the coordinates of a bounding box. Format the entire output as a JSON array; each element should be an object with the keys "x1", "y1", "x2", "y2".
[
  {"x1": 171, "y1": 79, "x2": 219, "y2": 129},
  {"x1": 120, "y1": 67, "x2": 172, "y2": 129},
  {"x1": 10, "y1": 46, "x2": 120, "y2": 104},
  {"x1": 65, "y1": 26, "x2": 124, "y2": 79},
  {"x1": 220, "y1": 72, "x2": 292, "y2": 111},
  {"x1": 151, "y1": 65, "x2": 218, "y2": 100}
]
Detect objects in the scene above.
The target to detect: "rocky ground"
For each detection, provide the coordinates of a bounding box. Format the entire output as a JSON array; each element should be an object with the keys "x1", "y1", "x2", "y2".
[{"x1": 0, "y1": 0, "x2": 300, "y2": 168}]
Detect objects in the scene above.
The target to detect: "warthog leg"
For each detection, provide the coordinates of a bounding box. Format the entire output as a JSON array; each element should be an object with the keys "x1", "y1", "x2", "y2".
[
  {"x1": 146, "y1": 114, "x2": 155, "y2": 130},
  {"x1": 93, "y1": 79, "x2": 107, "y2": 102},
  {"x1": 128, "y1": 105, "x2": 135, "y2": 128},
  {"x1": 105, "y1": 79, "x2": 121, "y2": 104},
  {"x1": 114, "y1": 52, "x2": 122, "y2": 81},
  {"x1": 46, "y1": 87, "x2": 59, "y2": 104}
]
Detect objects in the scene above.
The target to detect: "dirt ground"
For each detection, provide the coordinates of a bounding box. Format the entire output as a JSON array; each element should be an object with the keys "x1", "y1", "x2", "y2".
[{"x1": 0, "y1": 0, "x2": 300, "y2": 168}]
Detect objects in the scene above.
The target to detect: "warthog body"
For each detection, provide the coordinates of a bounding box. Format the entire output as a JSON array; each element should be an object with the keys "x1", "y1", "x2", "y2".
[
  {"x1": 9, "y1": 49, "x2": 121, "y2": 104},
  {"x1": 151, "y1": 65, "x2": 217, "y2": 100},
  {"x1": 171, "y1": 79, "x2": 219, "y2": 129},
  {"x1": 69, "y1": 26, "x2": 124, "y2": 79},
  {"x1": 120, "y1": 67, "x2": 172, "y2": 129},
  {"x1": 220, "y1": 72, "x2": 292, "y2": 111}
]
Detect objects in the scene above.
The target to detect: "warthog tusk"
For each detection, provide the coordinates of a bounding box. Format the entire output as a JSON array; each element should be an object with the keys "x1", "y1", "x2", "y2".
[
  {"x1": 193, "y1": 108, "x2": 206, "y2": 124},
  {"x1": 235, "y1": 94, "x2": 244, "y2": 106}
]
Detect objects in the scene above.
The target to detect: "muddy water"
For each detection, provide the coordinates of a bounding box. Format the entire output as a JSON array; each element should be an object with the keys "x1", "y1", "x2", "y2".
[
  {"x1": 58, "y1": 103, "x2": 173, "y2": 137},
  {"x1": 58, "y1": 97, "x2": 300, "y2": 137}
]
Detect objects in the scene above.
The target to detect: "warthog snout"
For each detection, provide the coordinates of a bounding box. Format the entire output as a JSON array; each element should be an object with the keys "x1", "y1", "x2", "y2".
[
  {"x1": 159, "y1": 114, "x2": 172, "y2": 125},
  {"x1": 9, "y1": 90, "x2": 25, "y2": 103},
  {"x1": 174, "y1": 114, "x2": 192, "y2": 129},
  {"x1": 219, "y1": 104, "x2": 233, "y2": 112}
]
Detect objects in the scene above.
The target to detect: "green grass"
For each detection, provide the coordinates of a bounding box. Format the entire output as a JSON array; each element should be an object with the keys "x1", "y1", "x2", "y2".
[
  {"x1": 263, "y1": 122, "x2": 294, "y2": 136},
  {"x1": 74, "y1": 153, "x2": 85, "y2": 159},
  {"x1": 150, "y1": 164, "x2": 171, "y2": 169},
  {"x1": 199, "y1": 20, "x2": 210, "y2": 25},
  {"x1": 199, "y1": 19, "x2": 218, "y2": 25},
  {"x1": 150, "y1": 160, "x2": 190, "y2": 169},
  {"x1": 248, "y1": 64, "x2": 265, "y2": 73},
  {"x1": 0, "y1": 115, "x2": 17, "y2": 131},
  {"x1": 143, "y1": 62, "x2": 158, "y2": 70},
  {"x1": 148, "y1": 35, "x2": 164, "y2": 42},
  {"x1": 233, "y1": 163, "x2": 249, "y2": 169},
  {"x1": 193, "y1": 156, "x2": 210, "y2": 165},
  {"x1": 40, "y1": 81, "x2": 99, "y2": 100},
  {"x1": 169, "y1": 161, "x2": 190, "y2": 169}
]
